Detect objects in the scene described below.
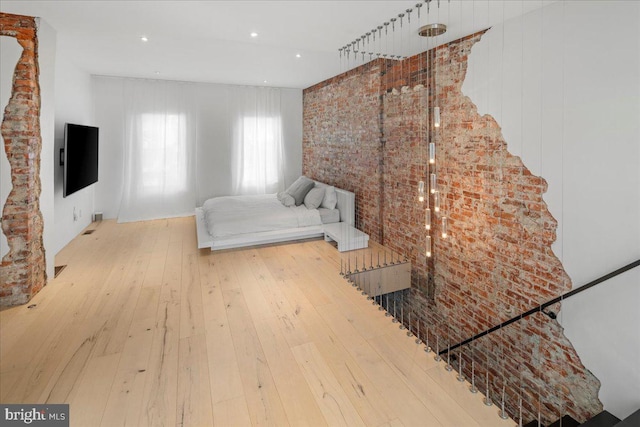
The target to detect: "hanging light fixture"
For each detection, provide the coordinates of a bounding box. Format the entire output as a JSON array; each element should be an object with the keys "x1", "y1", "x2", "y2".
[
  {"x1": 426, "y1": 235, "x2": 432, "y2": 257},
  {"x1": 441, "y1": 217, "x2": 448, "y2": 238},
  {"x1": 418, "y1": 180, "x2": 426, "y2": 202},
  {"x1": 429, "y1": 141, "x2": 436, "y2": 164},
  {"x1": 430, "y1": 172, "x2": 437, "y2": 194},
  {"x1": 418, "y1": 21, "x2": 446, "y2": 128},
  {"x1": 418, "y1": 23, "x2": 447, "y2": 37},
  {"x1": 434, "y1": 191, "x2": 440, "y2": 213},
  {"x1": 425, "y1": 208, "x2": 431, "y2": 230}
]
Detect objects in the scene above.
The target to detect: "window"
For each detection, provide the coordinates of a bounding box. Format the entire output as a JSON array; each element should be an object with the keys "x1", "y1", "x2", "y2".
[
  {"x1": 139, "y1": 112, "x2": 187, "y2": 193},
  {"x1": 240, "y1": 115, "x2": 282, "y2": 191}
]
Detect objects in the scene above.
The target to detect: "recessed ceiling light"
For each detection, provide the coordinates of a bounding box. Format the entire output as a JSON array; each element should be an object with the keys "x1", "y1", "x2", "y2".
[
  {"x1": 250, "y1": 32, "x2": 258, "y2": 38},
  {"x1": 154, "y1": 71, "x2": 160, "y2": 75},
  {"x1": 263, "y1": 80, "x2": 268, "y2": 83},
  {"x1": 140, "y1": 36, "x2": 148, "y2": 42},
  {"x1": 295, "y1": 53, "x2": 301, "y2": 58}
]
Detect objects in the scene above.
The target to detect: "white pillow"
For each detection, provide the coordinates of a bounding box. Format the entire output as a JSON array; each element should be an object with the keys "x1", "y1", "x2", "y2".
[
  {"x1": 321, "y1": 186, "x2": 338, "y2": 210},
  {"x1": 304, "y1": 187, "x2": 325, "y2": 209}
]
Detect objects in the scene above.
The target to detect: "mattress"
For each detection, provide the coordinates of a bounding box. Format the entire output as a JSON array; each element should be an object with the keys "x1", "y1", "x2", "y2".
[
  {"x1": 203, "y1": 193, "x2": 322, "y2": 238},
  {"x1": 318, "y1": 208, "x2": 340, "y2": 224}
]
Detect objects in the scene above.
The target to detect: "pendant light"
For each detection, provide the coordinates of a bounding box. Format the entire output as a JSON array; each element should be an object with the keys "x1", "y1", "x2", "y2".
[
  {"x1": 430, "y1": 172, "x2": 437, "y2": 194},
  {"x1": 441, "y1": 217, "x2": 448, "y2": 238},
  {"x1": 425, "y1": 208, "x2": 431, "y2": 230}
]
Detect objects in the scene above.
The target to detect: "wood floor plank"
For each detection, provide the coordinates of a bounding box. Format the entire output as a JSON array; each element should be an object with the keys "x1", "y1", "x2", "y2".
[
  {"x1": 176, "y1": 334, "x2": 214, "y2": 427},
  {"x1": 281, "y1": 243, "x2": 394, "y2": 341},
  {"x1": 378, "y1": 418, "x2": 405, "y2": 427},
  {"x1": 316, "y1": 299, "x2": 443, "y2": 427},
  {"x1": 241, "y1": 248, "x2": 312, "y2": 348},
  {"x1": 236, "y1": 249, "x2": 327, "y2": 426},
  {"x1": 138, "y1": 299, "x2": 180, "y2": 427},
  {"x1": 198, "y1": 253, "x2": 246, "y2": 405},
  {"x1": 139, "y1": 236, "x2": 182, "y2": 427},
  {"x1": 204, "y1": 327, "x2": 245, "y2": 405},
  {"x1": 0, "y1": 369, "x2": 22, "y2": 401},
  {"x1": 142, "y1": 228, "x2": 170, "y2": 290},
  {"x1": 99, "y1": 321, "x2": 155, "y2": 427},
  {"x1": 348, "y1": 340, "x2": 444, "y2": 427},
  {"x1": 67, "y1": 353, "x2": 120, "y2": 427},
  {"x1": 214, "y1": 251, "x2": 244, "y2": 292},
  {"x1": 212, "y1": 396, "x2": 252, "y2": 427},
  {"x1": 367, "y1": 331, "x2": 481, "y2": 427},
  {"x1": 249, "y1": 315, "x2": 328, "y2": 427},
  {"x1": 222, "y1": 288, "x2": 290, "y2": 427},
  {"x1": 37, "y1": 322, "x2": 106, "y2": 404},
  {"x1": 91, "y1": 265, "x2": 148, "y2": 357},
  {"x1": 179, "y1": 252, "x2": 205, "y2": 338},
  {"x1": 82, "y1": 221, "x2": 147, "y2": 322},
  {"x1": 291, "y1": 342, "x2": 366, "y2": 427},
  {"x1": 277, "y1": 278, "x2": 398, "y2": 426}
]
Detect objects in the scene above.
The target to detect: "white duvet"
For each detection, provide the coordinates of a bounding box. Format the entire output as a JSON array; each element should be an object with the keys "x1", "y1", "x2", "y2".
[{"x1": 202, "y1": 194, "x2": 322, "y2": 238}]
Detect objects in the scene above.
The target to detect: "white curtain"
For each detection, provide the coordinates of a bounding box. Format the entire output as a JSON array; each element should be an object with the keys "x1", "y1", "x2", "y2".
[
  {"x1": 231, "y1": 86, "x2": 285, "y2": 195},
  {"x1": 118, "y1": 79, "x2": 196, "y2": 222}
]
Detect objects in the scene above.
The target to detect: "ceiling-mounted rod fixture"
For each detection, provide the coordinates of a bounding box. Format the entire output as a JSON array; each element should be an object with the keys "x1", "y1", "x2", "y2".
[
  {"x1": 337, "y1": 0, "x2": 446, "y2": 69},
  {"x1": 418, "y1": 23, "x2": 447, "y2": 38}
]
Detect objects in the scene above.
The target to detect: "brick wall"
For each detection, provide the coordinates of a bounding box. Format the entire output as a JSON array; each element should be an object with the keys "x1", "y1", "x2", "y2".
[
  {"x1": 303, "y1": 31, "x2": 601, "y2": 424},
  {"x1": 303, "y1": 60, "x2": 387, "y2": 241},
  {"x1": 0, "y1": 13, "x2": 48, "y2": 306}
]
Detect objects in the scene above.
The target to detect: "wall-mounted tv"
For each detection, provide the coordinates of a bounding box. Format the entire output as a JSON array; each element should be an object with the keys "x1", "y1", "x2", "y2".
[{"x1": 62, "y1": 123, "x2": 99, "y2": 198}]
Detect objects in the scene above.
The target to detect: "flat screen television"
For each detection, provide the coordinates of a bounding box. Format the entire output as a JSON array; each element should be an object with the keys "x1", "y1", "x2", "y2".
[{"x1": 62, "y1": 123, "x2": 99, "y2": 198}]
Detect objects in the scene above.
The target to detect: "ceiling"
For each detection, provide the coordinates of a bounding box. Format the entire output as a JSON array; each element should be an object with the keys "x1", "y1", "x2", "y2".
[{"x1": 1, "y1": 1, "x2": 553, "y2": 89}]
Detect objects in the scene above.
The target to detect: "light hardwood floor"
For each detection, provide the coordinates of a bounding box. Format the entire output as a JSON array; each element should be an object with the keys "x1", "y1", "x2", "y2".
[{"x1": 0, "y1": 218, "x2": 513, "y2": 427}]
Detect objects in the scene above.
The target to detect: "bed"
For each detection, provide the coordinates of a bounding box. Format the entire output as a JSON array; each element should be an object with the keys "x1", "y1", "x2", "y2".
[{"x1": 196, "y1": 179, "x2": 355, "y2": 251}]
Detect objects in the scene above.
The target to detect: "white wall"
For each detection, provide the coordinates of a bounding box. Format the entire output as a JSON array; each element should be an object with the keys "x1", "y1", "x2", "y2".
[
  {"x1": 91, "y1": 78, "x2": 123, "y2": 221},
  {"x1": 463, "y1": 1, "x2": 640, "y2": 419},
  {"x1": 38, "y1": 18, "x2": 57, "y2": 278},
  {"x1": 93, "y1": 76, "x2": 303, "y2": 218},
  {"x1": 53, "y1": 45, "x2": 95, "y2": 254}
]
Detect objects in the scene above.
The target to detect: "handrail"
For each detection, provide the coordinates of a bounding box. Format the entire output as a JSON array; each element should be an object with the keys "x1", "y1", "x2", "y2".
[{"x1": 440, "y1": 259, "x2": 640, "y2": 355}]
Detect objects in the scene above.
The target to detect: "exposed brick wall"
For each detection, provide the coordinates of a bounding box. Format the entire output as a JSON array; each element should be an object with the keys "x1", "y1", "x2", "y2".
[
  {"x1": 303, "y1": 31, "x2": 601, "y2": 424},
  {"x1": 382, "y1": 85, "x2": 431, "y2": 288},
  {"x1": 303, "y1": 60, "x2": 387, "y2": 242},
  {"x1": 0, "y1": 13, "x2": 48, "y2": 307}
]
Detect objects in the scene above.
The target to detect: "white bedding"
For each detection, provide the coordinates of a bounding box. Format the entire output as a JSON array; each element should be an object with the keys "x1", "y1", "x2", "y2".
[{"x1": 203, "y1": 193, "x2": 322, "y2": 238}]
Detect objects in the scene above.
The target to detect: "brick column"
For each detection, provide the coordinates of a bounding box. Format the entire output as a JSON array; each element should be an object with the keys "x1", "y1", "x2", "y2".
[{"x1": 1, "y1": 13, "x2": 47, "y2": 306}]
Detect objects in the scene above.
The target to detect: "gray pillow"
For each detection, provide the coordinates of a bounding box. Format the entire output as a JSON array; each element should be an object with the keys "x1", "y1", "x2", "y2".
[
  {"x1": 304, "y1": 187, "x2": 325, "y2": 209},
  {"x1": 286, "y1": 176, "x2": 315, "y2": 206},
  {"x1": 277, "y1": 191, "x2": 295, "y2": 207}
]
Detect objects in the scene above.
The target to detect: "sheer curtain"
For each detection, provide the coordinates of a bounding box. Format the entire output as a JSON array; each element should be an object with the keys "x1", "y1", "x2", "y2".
[
  {"x1": 231, "y1": 86, "x2": 285, "y2": 195},
  {"x1": 118, "y1": 79, "x2": 196, "y2": 222}
]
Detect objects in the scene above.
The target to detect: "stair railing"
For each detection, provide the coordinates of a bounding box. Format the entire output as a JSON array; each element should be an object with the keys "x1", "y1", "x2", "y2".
[{"x1": 439, "y1": 259, "x2": 640, "y2": 356}]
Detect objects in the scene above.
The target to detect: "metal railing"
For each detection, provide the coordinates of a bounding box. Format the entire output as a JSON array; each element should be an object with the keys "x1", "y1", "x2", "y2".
[{"x1": 439, "y1": 259, "x2": 640, "y2": 355}]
